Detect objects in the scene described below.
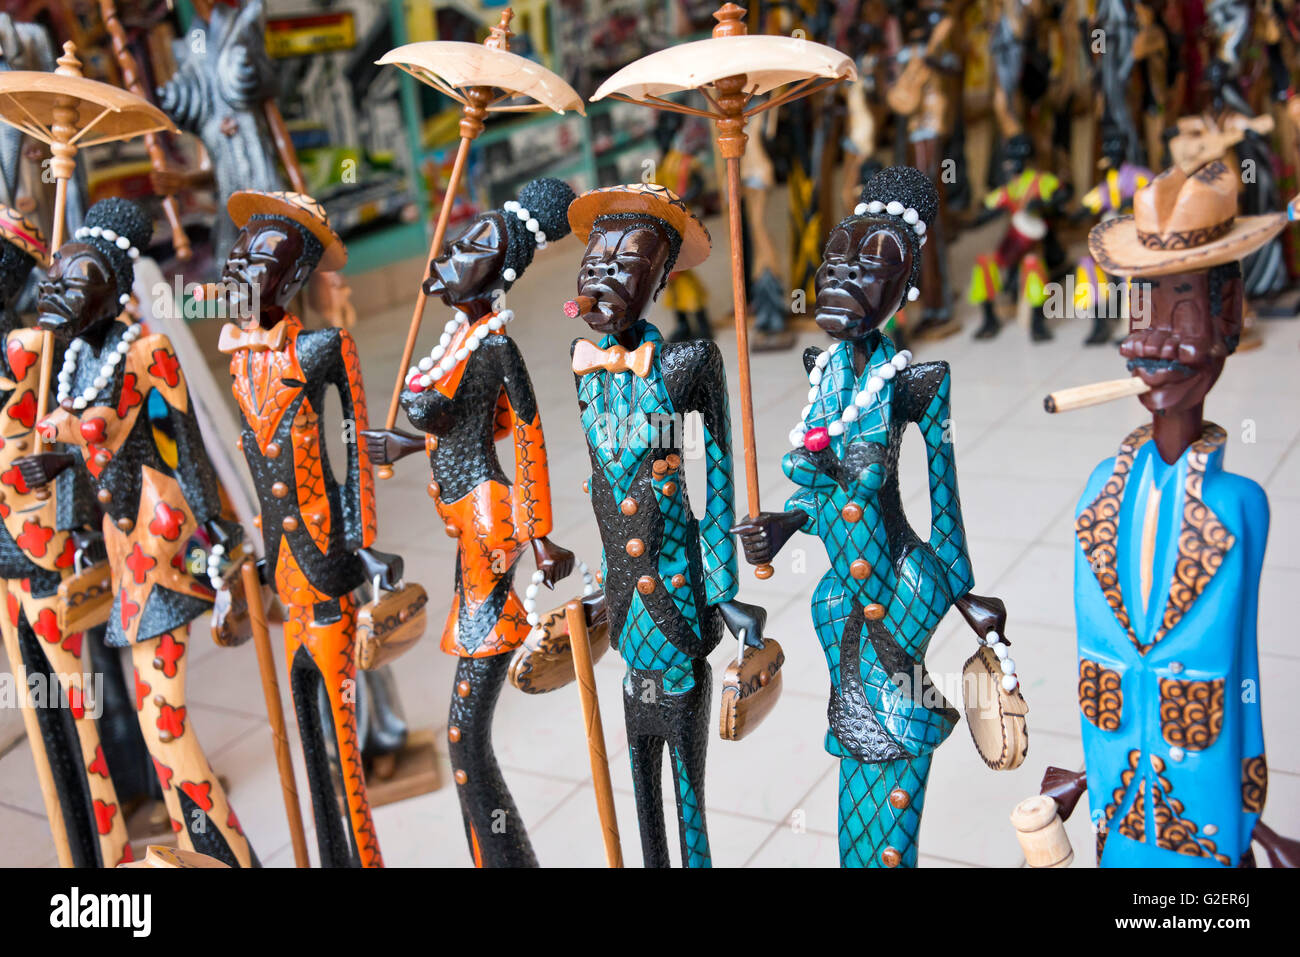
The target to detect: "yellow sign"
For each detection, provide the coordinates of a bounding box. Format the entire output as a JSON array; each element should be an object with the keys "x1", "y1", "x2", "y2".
[{"x1": 266, "y1": 13, "x2": 356, "y2": 58}]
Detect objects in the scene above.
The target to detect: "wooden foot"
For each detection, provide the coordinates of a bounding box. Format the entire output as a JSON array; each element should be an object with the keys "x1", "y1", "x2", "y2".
[{"x1": 364, "y1": 728, "x2": 442, "y2": 808}]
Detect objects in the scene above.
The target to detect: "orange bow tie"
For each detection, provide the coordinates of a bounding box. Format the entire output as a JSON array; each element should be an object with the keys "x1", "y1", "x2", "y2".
[
  {"x1": 571, "y1": 338, "x2": 655, "y2": 378},
  {"x1": 218, "y1": 320, "x2": 288, "y2": 354}
]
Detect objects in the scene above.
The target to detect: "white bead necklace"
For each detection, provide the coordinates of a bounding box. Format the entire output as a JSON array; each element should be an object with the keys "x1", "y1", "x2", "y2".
[
  {"x1": 57, "y1": 321, "x2": 141, "y2": 411},
  {"x1": 521, "y1": 561, "x2": 597, "y2": 636},
  {"x1": 789, "y1": 346, "x2": 911, "y2": 449},
  {"x1": 405, "y1": 308, "x2": 516, "y2": 393},
  {"x1": 981, "y1": 630, "x2": 1021, "y2": 692}
]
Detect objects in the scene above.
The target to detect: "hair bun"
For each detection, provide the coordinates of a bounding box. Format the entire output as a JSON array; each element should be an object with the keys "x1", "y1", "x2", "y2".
[
  {"x1": 84, "y1": 197, "x2": 153, "y2": 252},
  {"x1": 861, "y1": 166, "x2": 939, "y2": 228},
  {"x1": 517, "y1": 177, "x2": 576, "y2": 243}
]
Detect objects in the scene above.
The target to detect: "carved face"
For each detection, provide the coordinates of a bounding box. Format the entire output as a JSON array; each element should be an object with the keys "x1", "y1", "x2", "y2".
[
  {"x1": 37, "y1": 245, "x2": 117, "y2": 340},
  {"x1": 814, "y1": 218, "x2": 913, "y2": 339},
  {"x1": 423, "y1": 212, "x2": 507, "y2": 307},
  {"x1": 577, "y1": 217, "x2": 671, "y2": 336},
  {"x1": 1119, "y1": 268, "x2": 1240, "y2": 414},
  {"x1": 222, "y1": 219, "x2": 304, "y2": 322}
]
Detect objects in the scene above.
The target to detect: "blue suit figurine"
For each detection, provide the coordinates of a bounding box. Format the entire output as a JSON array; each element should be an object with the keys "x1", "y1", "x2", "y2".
[
  {"x1": 735, "y1": 167, "x2": 1013, "y2": 868},
  {"x1": 564, "y1": 183, "x2": 766, "y2": 867},
  {"x1": 1042, "y1": 159, "x2": 1298, "y2": 867}
]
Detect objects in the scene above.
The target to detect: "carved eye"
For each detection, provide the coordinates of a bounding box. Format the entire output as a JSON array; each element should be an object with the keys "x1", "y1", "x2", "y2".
[{"x1": 606, "y1": 266, "x2": 616, "y2": 276}]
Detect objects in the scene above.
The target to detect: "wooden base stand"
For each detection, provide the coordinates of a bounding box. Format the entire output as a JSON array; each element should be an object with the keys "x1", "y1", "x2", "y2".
[{"x1": 364, "y1": 727, "x2": 442, "y2": 808}]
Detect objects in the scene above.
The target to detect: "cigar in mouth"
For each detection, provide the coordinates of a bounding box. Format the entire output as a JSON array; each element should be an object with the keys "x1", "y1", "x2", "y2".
[
  {"x1": 1043, "y1": 376, "x2": 1151, "y2": 413},
  {"x1": 563, "y1": 295, "x2": 596, "y2": 318}
]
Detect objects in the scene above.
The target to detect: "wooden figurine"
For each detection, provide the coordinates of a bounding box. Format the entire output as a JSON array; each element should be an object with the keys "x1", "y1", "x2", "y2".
[
  {"x1": 1073, "y1": 121, "x2": 1152, "y2": 345},
  {"x1": 733, "y1": 167, "x2": 1014, "y2": 868},
  {"x1": 16, "y1": 197, "x2": 256, "y2": 867},
  {"x1": 565, "y1": 183, "x2": 765, "y2": 867},
  {"x1": 968, "y1": 133, "x2": 1070, "y2": 341},
  {"x1": 1034, "y1": 159, "x2": 1299, "y2": 867},
  {"x1": 215, "y1": 189, "x2": 399, "y2": 868},
  {"x1": 886, "y1": 1, "x2": 962, "y2": 341},
  {"x1": 363, "y1": 177, "x2": 578, "y2": 867},
  {"x1": 0, "y1": 204, "x2": 133, "y2": 866}
]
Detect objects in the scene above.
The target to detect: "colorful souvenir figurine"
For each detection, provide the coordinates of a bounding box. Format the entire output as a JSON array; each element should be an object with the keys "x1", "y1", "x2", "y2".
[
  {"x1": 734, "y1": 168, "x2": 1010, "y2": 868},
  {"x1": 1074, "y1": 122, "x2": 1152, "y2": 345},
  {"x1": 0, "y1": 204, "x2": 132, "y2": 866},
  {"x1": 886, "y1": 1, "x2": 960, "y2": 340},
  {"x1": 565, "y1": 183, "x2": 764, "y2": 868},
  {"x1": 364, "y1": 178, "x2": 577, "y2": 867},
  {"x1": 969, "y1": 134, "x2": 1068, "y2": 342},
  {"x1": 216, "y1": 189, "x2": 399, "y2": 868},
  {"x1": 16, "y1": 198, "x2": 255, "y2": 867},
  {"x1": 1040, "y1": 160, "x2": 1297, "y2": 867}
]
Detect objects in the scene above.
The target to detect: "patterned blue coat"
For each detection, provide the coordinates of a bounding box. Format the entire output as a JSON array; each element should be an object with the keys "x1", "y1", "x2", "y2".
[{"x1": 1074, "y1": 423, "x2": 1267, "y2": 867}]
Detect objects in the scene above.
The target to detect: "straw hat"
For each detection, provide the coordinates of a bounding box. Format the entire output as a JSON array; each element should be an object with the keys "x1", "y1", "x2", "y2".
[
  {"x1": 1088, "y1": 160, "x2": 1286, "y2": 278},
  {"x1": 227, "y1": 190, "x2": 346, "y2": 272},
  {"x1": 567, "y1": 183, "x2": 710, "y2": 270},
  {"x1": 0, "y1": 203, "x2": 48, "y2": 266}
]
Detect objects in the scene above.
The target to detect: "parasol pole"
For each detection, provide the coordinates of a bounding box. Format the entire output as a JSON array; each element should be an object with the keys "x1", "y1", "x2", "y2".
[
  {"x1": 98, "y1": 0, "x2": 191, "y2": 260},
  {"x1": 377, "y1": 12, "x2": 515, "y2": 477},
  {"x1": 241, "y1": 560, "x2": 310, "y2": 867}
]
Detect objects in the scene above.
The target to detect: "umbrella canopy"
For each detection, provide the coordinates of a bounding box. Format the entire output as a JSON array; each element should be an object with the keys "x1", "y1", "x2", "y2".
[
  {"x1": 592, "y1": 34, "x2": 855, "y2": 102},
  {"x1": 378, "y1": 42, "x2": 584, "y2": 115},
  {"x1": 0, "y1": 71, "x2": 175, "y2": 147}
]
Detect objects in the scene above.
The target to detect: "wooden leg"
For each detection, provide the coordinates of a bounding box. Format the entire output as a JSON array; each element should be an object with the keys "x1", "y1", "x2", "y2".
[
  {"x1": 565, "y1": 600, "x2": 622, "y2": 867},
  {"x1": 131, "y1": 630, "x2": 255, "y2": 867},
  {"x1": 0, "y1": 580, "x2": 73, "y2": 866}
]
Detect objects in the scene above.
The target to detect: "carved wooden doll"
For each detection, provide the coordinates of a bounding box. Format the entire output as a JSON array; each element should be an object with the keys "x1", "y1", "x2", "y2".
[
  {"x1": 16, "y1": 198, "x2": 255, "y2": 867},
  {"x1": 1073, "y1": 122, "x2": 1152, "y2": 346},
  {"x1": 734, "y1": 168, "x2": 1010, "y2": 868},
  {"x1": 216, "y1": 189, "x2": 398, "y2": 868},
  {"x1": 969, "y1": 134, "x2": 1069, "y2": 342},
  {"x1": 565, "y1": 183, "x2": 764, "y2": 868},
  {"x1": 363, "y1": 177, "x2": 576, "y2": 867},
  {"x1": 0, "y1": 204, "x2": 133, "y2": 866},
  {"x1": 1044, "y1": 161, "x2": 1296, "y2": 867}
]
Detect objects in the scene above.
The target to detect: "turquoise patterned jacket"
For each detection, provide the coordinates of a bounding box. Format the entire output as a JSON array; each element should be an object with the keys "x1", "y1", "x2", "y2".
[{"x1": 574, "y1": 322, "x2": 739, "y2": 694}]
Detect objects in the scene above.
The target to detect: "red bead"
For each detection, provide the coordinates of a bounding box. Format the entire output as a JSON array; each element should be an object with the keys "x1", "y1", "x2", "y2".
[
  {"x1": 804, "y1": 427, "x2": 830, "y2": 452},
  {"x1": 407, "y1": 378, "x2": 424, "y2": 393},
  {"x1": 79, "y1": 418, "x2": 107, "y2": 444}
]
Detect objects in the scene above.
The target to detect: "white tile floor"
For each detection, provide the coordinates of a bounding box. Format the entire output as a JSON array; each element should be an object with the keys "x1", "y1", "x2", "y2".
[{"x1": 3, "y1": 215, "x2": 1299, "y2": 867}]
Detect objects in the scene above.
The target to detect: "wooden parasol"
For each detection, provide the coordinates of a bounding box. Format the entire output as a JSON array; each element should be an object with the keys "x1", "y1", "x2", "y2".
[
  {"x1": 592, "y1": 3, "x2": 854, "y2": 577},
  {"x1": 374, "y1": 9, "x2": 584, "y2": 476},
  {"x1": 0, "y1": 42, "x2": 174, "y2": 456}
]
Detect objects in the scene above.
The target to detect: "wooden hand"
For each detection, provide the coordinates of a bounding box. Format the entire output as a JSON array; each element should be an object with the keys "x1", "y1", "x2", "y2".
[
  {"x1": 955, "y1": 592, "x2": 1008, "y2": 644},
  {"x1": 357, "y1": 547, "x2": 404, "y2": 590},
  {"x1": 15, "y1": 451, "x2": 75, "y2": 491},
  {"x1": 360, "y1": 427, "x2": 423, "y2": 467},
  {"x1": 531, "y1": 536, "x2": 575, "y2": 589},
  {"x1": 717, "y1": 599, "x2": 767, "y2": 648},
  {"x1": 1040, "y1": 766, "x2": 1088, "y2": 822},
  {"x1": 731, "y1": 510, "x2": 806, "y2": 567},
  {"x1": 70, "y1": 529, "x2": 106, "y2": 566}
]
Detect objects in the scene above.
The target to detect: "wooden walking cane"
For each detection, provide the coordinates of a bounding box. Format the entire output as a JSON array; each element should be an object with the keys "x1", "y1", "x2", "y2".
[
  {"x1": 591, "y1": 3, "x2": 855, "y2": 576},
  {"x1": 0, "y1": 582, "x2": 73, "y2": 867},
  {"x1": 98, "y1": 0, "x2": 192, "y2": 260},
  {"x1": 374, "y1": 9, "x2": 583, "y2": 477},
  {"x1": 0, "y1": 42, "x2": 173, "y2": 481},
  {"x1": 565, "y1": 599, "x2": 622, "y2": 867},
  {"x1": 241, "y1": 560, "x2": 310, "y2": 867}
]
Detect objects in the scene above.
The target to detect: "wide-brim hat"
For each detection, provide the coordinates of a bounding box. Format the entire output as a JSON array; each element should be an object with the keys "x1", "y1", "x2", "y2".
[
  {"x1": 227, "y1": 190, "x2": 346, "y2": 272},
  {"x1": 0, "y1": 203, "x2": 48, "y2": 266},
  {"x1": 1089, "y1": 160, "x2": 1286, "y2": 278},
  {"x1": 567, "y1": 183, "x2": 710, "y2": 270}
]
